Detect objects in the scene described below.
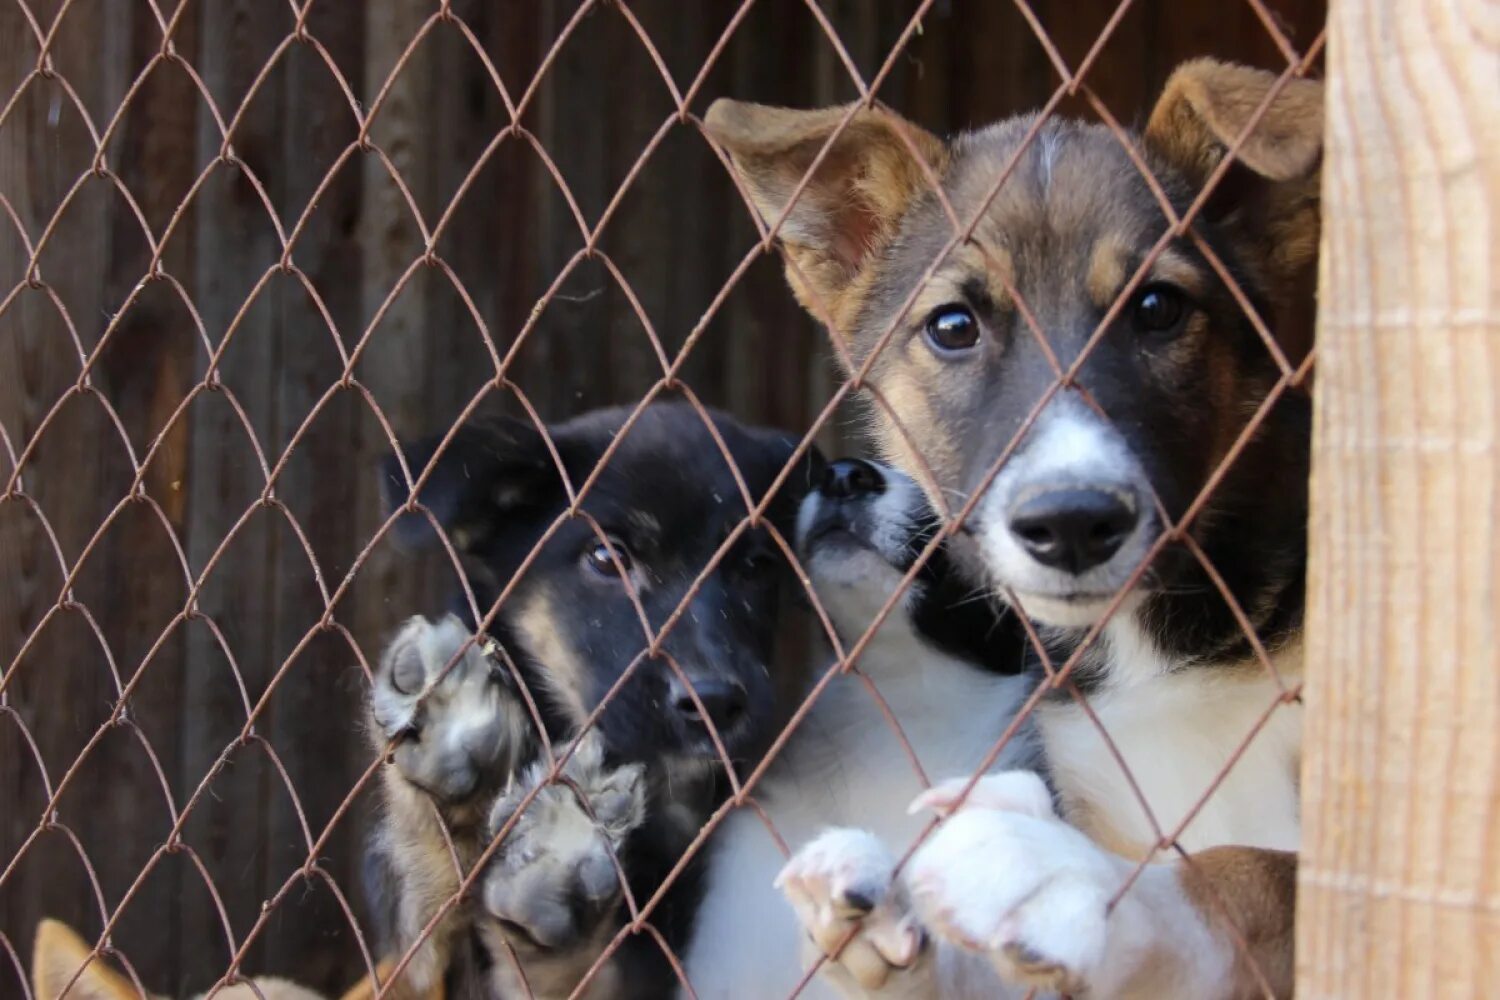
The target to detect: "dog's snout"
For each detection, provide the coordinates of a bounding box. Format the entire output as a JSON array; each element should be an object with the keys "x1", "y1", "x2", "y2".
[
  {"x1": 668, "y1": 676, "x2": 747, "y2": 733},
  {"x1": 822, "y1": 458, "x2": 885, "y2": 499},
  {"x1": 1008, "y1": 489, "x2": 1137, "y2": 575}
]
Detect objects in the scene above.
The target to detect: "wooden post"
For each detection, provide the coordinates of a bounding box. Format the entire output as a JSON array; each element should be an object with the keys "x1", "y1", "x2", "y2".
[{"x1": 1299, "y1": 2, "x2": 1500, "y2": 996}]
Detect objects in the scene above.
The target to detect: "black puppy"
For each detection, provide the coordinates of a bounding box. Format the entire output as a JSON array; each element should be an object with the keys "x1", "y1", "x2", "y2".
[{"x1": 363, "y1": 402, "x2": 819, "y2": 999}]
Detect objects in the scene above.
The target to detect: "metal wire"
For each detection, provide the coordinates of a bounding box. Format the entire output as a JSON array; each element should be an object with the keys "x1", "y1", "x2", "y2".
[{"x1": 0, "y1": 1, "x2": 1322, "y2": 998}]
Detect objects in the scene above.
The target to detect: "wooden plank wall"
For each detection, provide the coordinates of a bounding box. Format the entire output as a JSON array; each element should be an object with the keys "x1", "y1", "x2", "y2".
[
  {"x1": 1299, "y1": 0, "x2": 1499, "y2": 995},
  {"x1": 0, "y1": 1, "x2": 1325, "y2": 994}
]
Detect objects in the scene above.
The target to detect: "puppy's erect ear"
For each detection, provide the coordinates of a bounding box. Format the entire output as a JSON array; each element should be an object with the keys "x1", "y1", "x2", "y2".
[
  {"x1": 381, "y1": 417, "x2": 561, "y2": 551},
  {"x1": 705, "y1": 100, "x2": 947, "y2": 334},
  {"x1": 32, "y1": 919, "x2": 157, "y2": 1000},
  {"x1": 1145, "y1": 60, "x2": 1324, "y2": 291}
]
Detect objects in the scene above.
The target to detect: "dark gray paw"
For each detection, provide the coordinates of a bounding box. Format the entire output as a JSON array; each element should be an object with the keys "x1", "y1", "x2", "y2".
[
  {"x1": 372, "y1": 615, "x2": 524, "y2": 803},
  {"x1": 480, "y1": 733, "x2": 647, "y2": 950}
]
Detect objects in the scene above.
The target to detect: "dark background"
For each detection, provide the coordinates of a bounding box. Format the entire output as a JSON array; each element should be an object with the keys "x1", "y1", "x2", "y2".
[{"x1": 0, "y1": 1, "x2": 1323, "y2": 994}]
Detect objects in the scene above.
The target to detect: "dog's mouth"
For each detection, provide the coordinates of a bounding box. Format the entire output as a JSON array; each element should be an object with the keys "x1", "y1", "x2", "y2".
[
  {"x1": 670, "y1": 715, "x2": 759, "y2": 766},
  {"x1": 1003, "y1": 579, "x2": 1162, "y2": 631},
  {"x1": 1007, "y1": 552, "x2": 1172, "y2": 609},
  {"x1": 799, "y1": 519, "x2": 874, "y2": 557},
  {"x1": 1003, "y1": 588, "x2": 1117, "y2": 630},
  {"x1": 1037, "y1": 589, "x2": 1119, "y2": 604},
  {"x1": 802, "y1": 518, "x2": 920, "y2": 578}
]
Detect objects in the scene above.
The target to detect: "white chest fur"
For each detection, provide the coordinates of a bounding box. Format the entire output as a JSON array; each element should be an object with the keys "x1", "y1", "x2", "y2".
[
  {"x1": 1040, "y1": 619, "x2": 1303, "y2": 859},
  {"x1": 681, "y1": 605, "x2": 1034, "y2": 1000}
]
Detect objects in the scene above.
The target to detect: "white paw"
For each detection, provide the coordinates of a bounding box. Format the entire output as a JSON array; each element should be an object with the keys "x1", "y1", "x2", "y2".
[
  {"x1": 777, "y1": 828, "x2": 926, "y2": 991},
  {"x1": 907, "y1": 771, "x2": 1121, "y2": 995},
  {"x1": 481, "y1": 733, "x2": 646, "y2": 951},
  {"x1": 372, "y1": 615, "x2": 524, "y2": 803}
]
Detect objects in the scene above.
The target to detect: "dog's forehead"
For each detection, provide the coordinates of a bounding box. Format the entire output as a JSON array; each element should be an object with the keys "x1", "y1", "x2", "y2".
[
  {"x1": 951, "y1": 118, "x2": 1167, "y2": 239},
  {"x1": 879, "y1": 117, "x2": 1175, "y2": 315},
  {"x1": 564, "y1": 404, "x2": 779, "y2": 472},
  {"x1": 591, "y1": 451, "x2": 749, "y2": 520},
  {"x1": 561, "y1": 408, "x2": 770, "y2": 528}
]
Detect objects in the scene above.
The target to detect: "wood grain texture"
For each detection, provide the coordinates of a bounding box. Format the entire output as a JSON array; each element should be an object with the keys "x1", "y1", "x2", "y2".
[{"x1": 1299, "y1": 1, "x2": 1500, "y2": 996}]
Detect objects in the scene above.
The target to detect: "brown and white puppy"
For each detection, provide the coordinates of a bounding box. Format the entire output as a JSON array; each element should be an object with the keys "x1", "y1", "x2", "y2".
[
  {"x1": 706, "y1": 59, "x2": 1321, "y2": 999},
  {"x1": 29, "y1": 918, "x2": 436, "y2": 1000}
]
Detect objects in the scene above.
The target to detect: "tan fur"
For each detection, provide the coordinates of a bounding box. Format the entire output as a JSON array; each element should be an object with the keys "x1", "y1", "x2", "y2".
[
  {"x1": 704, "y1": 99, "x2": 948, "y2": 336},
  {"x1": 1150, "y1": 246, "x2": 1210, "y2": 298},
  {"x1": 370, "y1": 763, "x2": 477, "y2": 994},
  {"x1": 366, "y1": 618, "x2": 653, "y2": 999},
  {"x1": 1145, "y1": 58, "x2": 1323, "y2": 185},
  {"x1": 1083, "y1": 232, "x2": 1128, "y2": 311},
  {"x1": 1178, "y1": 848, "x2": 1298, "y2": 999},
  {"x1": 32, "y1": 921, "x2": 159, "y2": 1000},
  {"x1": 30, "y1": 920, "x2": 434, "y2": 1000},
  {"x1": 872, "y1": 372, "x2": 959, "y2": 505},
  {"x1": 474, "y1": 738, "x2": 645, "y2": 999},
  {"x1": 905, "y1": 240, "x2": 1016, "y2": 326},
  {"x1": 372, "y1": 729, "x2": 641, "y2": 1000},
  {"x1": 712, "y1": 72, "x2": 1323, "y2": 500},
  {"x1": 331, "y1": 960, "x2": 442, "y2": 1000},
  {"x1": 365, "y1": 627, "x2": 514, "y2": 997},
  {"x1": 509, "y1": 588, "x2": 590, "y2": 729}
]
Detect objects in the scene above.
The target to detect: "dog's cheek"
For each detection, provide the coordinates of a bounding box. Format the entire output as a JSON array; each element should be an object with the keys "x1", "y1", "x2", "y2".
[
  {"x1": 867, "y1": 362, "x2": 969, "y2": 502},
  {"x1": 1156, "y1": 315, "x2": 1248, "y2": 489},
  {"x1": 509, "y1": 587, "x2": 595, "y2": 730}
]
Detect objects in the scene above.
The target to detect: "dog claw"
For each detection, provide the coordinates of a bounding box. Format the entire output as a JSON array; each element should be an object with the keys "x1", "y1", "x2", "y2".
[
  {"x1": 840, "y1": 888, "x2": 875, "y2": 915},
  {"x1": 779, "y1": 828, "x2": 930, "y2": 990}
]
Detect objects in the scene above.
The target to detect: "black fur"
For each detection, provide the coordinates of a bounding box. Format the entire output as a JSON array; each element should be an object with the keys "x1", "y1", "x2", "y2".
[
  {"x1": 908, "y1": 539, "x2": 1033, "y2": 677},
  {"x1": 372, "y1": 401, "x2": 821, "y2": 998},
  {"x1": 381, "y1": 403, "x2": 819, "y2": 762}
]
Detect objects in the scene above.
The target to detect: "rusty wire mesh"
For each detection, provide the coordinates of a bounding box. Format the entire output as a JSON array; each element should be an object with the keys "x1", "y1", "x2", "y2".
[{"x1": 1, "y1": 1, "x2": 1325, "y2": 998}]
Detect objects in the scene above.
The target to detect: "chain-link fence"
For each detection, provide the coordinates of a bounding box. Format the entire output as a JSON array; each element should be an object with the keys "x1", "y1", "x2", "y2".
[{"x1": 2, "y1": 1, "x2": 1328, "y2": 997}]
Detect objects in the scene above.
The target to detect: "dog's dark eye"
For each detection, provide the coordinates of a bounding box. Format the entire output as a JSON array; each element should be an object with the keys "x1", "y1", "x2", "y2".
[
  {"x1": 924, "y1": 304, "x2": 980, "y2": 354},
  {"x1": 1130, "y1": 285, "x2": 1190, "y2": 338},
  {"x1": 583, "y1": 537, "x2": 633, "y2": 580}
]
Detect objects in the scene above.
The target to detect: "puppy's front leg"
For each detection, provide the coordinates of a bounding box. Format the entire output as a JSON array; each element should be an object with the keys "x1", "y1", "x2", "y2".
[
  {"x1": 780, "y1": 827, "x2": 1034, "y2": 1000},
  {"x1": 907, "y1": 772, "x2": 1294, "y2": 999},
  {"x1": 477, "y1": 731, "x2": 648, "y2": 999},
  {"x1": 368, "y1": 615, "x2": 532, "y2": 993}
]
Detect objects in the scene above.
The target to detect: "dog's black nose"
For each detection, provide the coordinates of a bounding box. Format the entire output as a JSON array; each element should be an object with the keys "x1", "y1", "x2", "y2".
[
  {"x1": 822, "y1": 458, "x2": 885, "y2": 499},
  {"x1": 1008, "y1": 489, "x2": 1137, "y2": 574},
  {"x1": 668, "y1": 676, "x2": 747, "y2": 733}
]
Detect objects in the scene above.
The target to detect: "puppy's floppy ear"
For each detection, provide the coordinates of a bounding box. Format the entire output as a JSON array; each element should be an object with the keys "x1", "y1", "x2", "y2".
[
  {"x1": 705, "y1": 100, "x2": 947, "y2": 335},
  {"x1": 1145, "y1": 59, "x2": 1324, "y2": 294},
  {"x1": 32, "y1": 919, "x2": 157, "y2": 1000},
  {"x1": 1146, "y1": 59, "x2": 1323, "y2": 186},
  {"x1": 381, "y1": 417, "x2": 561, "y2": 551}
]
